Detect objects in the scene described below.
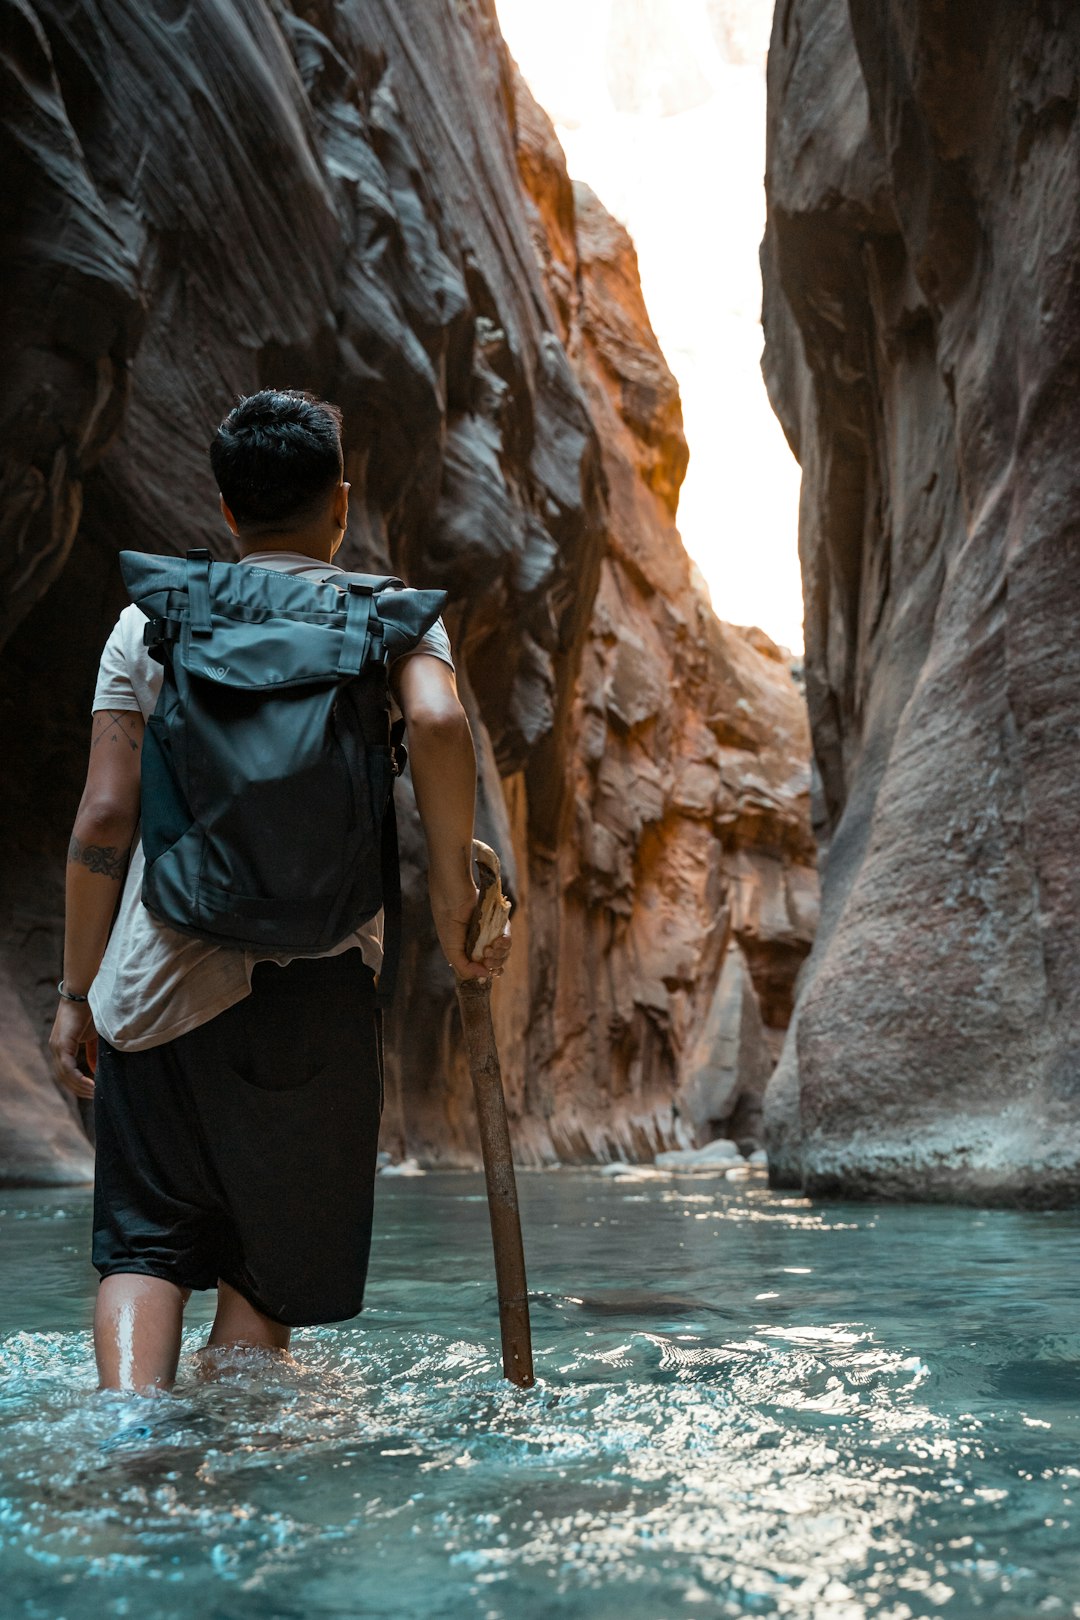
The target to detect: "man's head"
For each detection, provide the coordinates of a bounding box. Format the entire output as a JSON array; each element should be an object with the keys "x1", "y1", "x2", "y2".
[{"x1": 210, "y1": 390, "x2": 348, "y2": 556}]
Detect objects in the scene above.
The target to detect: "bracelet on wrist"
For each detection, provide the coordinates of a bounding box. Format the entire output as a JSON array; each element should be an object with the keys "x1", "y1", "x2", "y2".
[{"x1": 57, "y1": 980, "x2": 90, "y2": 1004}]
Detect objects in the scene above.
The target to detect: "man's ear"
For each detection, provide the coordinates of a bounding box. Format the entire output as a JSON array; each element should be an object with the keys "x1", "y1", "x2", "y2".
[
  {"x1": 333, "y1": 481, "x2": 350, "y2": 531},
  {"x1": 220, "y1": 495, "x2": 240, "y2": 537}
]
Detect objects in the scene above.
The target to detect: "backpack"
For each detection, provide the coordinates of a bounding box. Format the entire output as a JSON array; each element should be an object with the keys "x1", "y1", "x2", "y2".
[{"x1": 119, "y1": 547, "x2": 447, "y2": 997}]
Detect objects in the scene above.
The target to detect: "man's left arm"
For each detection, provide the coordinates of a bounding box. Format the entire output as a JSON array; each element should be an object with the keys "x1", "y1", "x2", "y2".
[
  {"x1": 49, "y1": 708, "x2": 144, "y2": 1098},
  {"x1": 392, "y1": 654, "x2": 511, "y2": 981}
]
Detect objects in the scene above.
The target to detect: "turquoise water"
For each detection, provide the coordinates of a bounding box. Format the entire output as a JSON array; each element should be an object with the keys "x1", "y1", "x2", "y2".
[{"x1": 1, "y1": 1168, "x2": 1079, "y2": 1619}]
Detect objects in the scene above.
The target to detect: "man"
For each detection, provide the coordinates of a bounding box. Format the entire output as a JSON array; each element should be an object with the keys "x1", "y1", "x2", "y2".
[{"x1": 48, "y1": 389, "x2": 509, "y2": 1392}]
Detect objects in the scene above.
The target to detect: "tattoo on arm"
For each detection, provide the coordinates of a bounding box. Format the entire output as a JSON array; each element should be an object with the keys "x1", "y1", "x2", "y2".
[
  {"x1": 68, "y1": 835, "x2": 127, "y2": 881},
  {"x1": 91, "y1": 710, "x2": 141, "y2": 752}
]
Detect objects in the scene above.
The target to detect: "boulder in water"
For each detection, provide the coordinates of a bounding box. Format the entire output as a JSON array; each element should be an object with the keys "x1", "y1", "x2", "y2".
[{"x1": 654, "y1": 1138, "x2": 742, "y2": 1172}]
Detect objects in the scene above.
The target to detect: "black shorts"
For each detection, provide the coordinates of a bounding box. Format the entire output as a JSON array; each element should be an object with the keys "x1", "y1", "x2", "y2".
[{"x1": 92, "y1": 949, "x2": 383, "y2": 1327}]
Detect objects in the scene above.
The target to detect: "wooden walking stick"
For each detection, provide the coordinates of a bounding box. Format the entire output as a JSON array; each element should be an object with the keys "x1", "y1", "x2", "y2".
[{"x1": 455, "y1": 840, "x2": 535, "y2": 1389}]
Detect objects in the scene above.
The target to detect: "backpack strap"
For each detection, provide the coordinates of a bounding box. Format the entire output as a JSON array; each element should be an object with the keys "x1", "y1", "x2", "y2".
[
  {"x1": 375, "y1": 786, "x2": 401, "y2": 1007},
  {"x1": 186, "y1": 548, "x2": 213, "y2": 635},
  {"x1": 375, "y1": 717, "x2": 408, "y2": 1007},
  {"x1": 338, "y1": 581, "x2": 374, "y2": 676}
]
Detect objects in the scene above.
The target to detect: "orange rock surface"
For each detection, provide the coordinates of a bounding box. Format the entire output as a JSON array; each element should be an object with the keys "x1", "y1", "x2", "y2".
[{"x1": 422, "y1": 76, "x2": 818, "y2": 1164}]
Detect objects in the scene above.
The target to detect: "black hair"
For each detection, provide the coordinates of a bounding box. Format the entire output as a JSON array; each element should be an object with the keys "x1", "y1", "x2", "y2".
[{"x1": 210, "y1": 389, "x2": 344, "y2": 532}]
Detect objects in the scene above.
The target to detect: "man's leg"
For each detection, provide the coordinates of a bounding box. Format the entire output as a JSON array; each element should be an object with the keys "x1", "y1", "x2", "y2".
[
  {"x1": 206, "y1": 1279, "x2": 291, "y2": 1353},
  {"x1": 95, "y1": 1274, "x2": 190, "y2": 1392},
  {"x1": 194, "y1": 953, "x2": 384, "y2": 1332},
  {"x1": 93, "y1": 1034, "x2": 219, "y2": 1387}
]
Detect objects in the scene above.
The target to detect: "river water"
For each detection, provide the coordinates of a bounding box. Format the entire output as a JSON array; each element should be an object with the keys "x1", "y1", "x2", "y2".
[{"x1": 1, "y1": 1168, "x2": 1078, "y2": 1619}]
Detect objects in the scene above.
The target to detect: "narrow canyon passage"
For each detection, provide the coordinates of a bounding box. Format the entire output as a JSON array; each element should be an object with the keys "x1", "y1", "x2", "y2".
[{"x1": 2, "y1": 1, "x2": 1079, "y2": 1616}]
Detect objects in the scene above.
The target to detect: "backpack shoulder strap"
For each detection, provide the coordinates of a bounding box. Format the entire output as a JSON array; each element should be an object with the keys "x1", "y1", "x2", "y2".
[
  {"x1": 186, "y1": 548, "x2": 213, "y2": 635},
  {"x1": 338, "y1": 581, "x2": 377, "y2": 677},
  {"x1": 375, "y1": 784, "x2": 402, "y2": 1007}
]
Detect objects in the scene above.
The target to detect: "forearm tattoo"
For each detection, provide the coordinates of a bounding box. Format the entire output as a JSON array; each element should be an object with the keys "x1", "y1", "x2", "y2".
[
  {"x1": 68, "y1": 835, "x2": 126, "y2": 880},
  {"x1": 91, "y1": 710, "x2": 140, "y2": 752}
]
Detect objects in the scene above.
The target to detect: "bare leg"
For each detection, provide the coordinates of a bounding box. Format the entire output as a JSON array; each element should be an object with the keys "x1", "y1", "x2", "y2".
[
  {"x1": 196, "y1": 1279, "x2": 291, "y2": 1377},
  {"x1": 95, "y1": 1274, "x2": 190, "y2": 1393}
]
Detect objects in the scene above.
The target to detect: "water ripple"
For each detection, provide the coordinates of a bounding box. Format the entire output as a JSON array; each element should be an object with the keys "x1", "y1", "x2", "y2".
[{"x1": 0, "y1": 1177, "x2": 1078, "y2": 1618}]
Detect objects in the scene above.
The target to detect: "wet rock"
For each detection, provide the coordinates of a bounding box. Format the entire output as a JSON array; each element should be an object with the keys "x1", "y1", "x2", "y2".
[
  {"x1": 597, "y1": 1161, "x2": 661, "y2": 1180},
  {"x1": 654, "y1": 1138, "x2": 741, "y2": 1171},
  {"x1": 676, "y1": 940, "x2": 773, "y2": 1144},
  {"x1": 761, "y1": 0, "x2": 1080, "y2": 1203},
  {"x1": 378, "y1": 1158, "x2": 426, "y2": 1179}
]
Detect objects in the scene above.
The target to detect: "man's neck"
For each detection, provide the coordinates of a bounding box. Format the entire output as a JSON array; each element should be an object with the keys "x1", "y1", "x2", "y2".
[{"x1": 236, "y1": 531, "x2": 336, "y2": 564}]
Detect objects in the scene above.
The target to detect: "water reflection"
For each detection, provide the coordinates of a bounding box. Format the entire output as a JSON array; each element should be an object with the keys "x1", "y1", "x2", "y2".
[{"x1": 1, "y1": 1174, "x2": 1078, "y2": 1618}]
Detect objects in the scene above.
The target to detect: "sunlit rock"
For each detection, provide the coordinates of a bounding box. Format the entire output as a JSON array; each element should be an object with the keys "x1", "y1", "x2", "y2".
[
  {"x1": 379, "y1": 1159, "x2": 427, "y2": 1179},
  {"x1": 499, "y1": 73, "x2": 817, "y2": 1168},
  {"x1": 654, "y1": 1138, "x2": 741, "y2": 1171}
]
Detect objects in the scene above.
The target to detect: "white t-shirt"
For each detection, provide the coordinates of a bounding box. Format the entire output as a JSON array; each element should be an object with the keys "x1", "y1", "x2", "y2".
[{"x1": 88, "y1": 551, "x2": 452, "y2": 1052}]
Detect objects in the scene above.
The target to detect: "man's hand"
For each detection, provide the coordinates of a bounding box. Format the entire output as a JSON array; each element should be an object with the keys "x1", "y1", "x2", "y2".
[
  {"x1": 432, "y1": 885, "x2": 512, "y2": 982},
  {"x1": 49, "y1": 999, "x2": 98, "y2": 1099}
]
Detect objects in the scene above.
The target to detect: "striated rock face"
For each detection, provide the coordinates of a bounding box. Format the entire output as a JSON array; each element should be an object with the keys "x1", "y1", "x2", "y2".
[
  {"x1": 761, "y1": 0, "x2": 1080, "y2": 1202},
  {"x1": 458, "y1": 75, "x2": 818, "y2": 1165},
  {"x1": 0, "y1": 0, "x2": 815, "y2": 1179}
]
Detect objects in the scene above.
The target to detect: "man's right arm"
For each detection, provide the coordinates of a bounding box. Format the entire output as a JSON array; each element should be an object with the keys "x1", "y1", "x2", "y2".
[
  {"x1": 392, "y1": 655, "x2": 510, "y2": 981},
  {"x1": 49, "y1": 707, "x2": 144, "y2": 1096}
]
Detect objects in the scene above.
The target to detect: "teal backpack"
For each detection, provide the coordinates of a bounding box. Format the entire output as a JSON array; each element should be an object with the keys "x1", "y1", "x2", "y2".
[{"x1": 120, "y1": 548, "x2": 446, "y2": 997}]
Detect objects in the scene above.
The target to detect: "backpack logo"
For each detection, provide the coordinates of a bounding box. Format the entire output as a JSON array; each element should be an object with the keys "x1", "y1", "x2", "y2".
[{"x1": 205, "y1": 664, "x2": 230, "y2": 680}]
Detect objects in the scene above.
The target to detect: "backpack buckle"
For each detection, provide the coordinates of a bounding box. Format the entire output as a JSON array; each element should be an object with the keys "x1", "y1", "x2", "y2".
[{"x1": 390, "y1": 717, "x2": 408, "y2": 777}]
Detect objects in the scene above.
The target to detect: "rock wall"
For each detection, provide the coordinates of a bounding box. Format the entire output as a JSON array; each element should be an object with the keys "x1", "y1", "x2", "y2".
[
  {"x1": 0, "y1": 0, "x2": 815, "y2": 1179},
  {"x1": 488, "y1": 76, "x2": 816, "y2": 1163},
  {"x1": 761, "y1": 0, "x2": 1080, "y2": 1203}
]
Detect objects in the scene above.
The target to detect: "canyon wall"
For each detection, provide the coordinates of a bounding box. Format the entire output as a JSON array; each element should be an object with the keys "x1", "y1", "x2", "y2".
[
  {"x1": 761, "y1": 0, "x2": 1080, "y2": 1202},
  {"x1": 0, "y1": 0, "x2": 814, "y2": 1179}
]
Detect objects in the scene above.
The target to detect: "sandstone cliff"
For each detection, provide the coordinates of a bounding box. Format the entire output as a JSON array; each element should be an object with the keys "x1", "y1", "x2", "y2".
[
  {"x1": 761, "y1": 0, "x2": 1080, "y2": 1202},
  {"x1": 0, "y1": 0, "x2": 814, "y2": 1179}
]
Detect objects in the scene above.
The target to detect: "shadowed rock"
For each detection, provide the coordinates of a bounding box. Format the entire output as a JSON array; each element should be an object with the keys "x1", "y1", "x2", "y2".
[{"x1": 761, "y1": 0, "x2": 1080, "y2": 1204}]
